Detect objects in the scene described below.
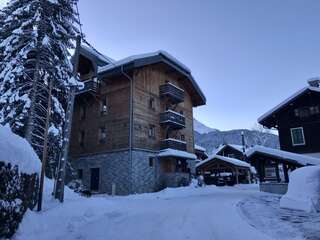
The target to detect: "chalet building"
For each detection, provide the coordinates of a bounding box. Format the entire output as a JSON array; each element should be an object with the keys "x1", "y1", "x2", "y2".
[
  {"x1": 259, "y1": 80, "x2": 320, "y2": 158},
  {"x1": 214, "y1": 144, "x2": 245, "y2": 160},
  {"x1": 194, "y1": 144, "x2": 208, "y2": 160},
  {"x1": 246, "y1": 145, "x2": 319, "y2": 183},
  {"x1": 69, "y1": 44, "x2": 206, "y2": 195}
]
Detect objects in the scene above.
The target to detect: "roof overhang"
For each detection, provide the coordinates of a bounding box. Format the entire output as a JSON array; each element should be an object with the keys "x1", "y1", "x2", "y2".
[
  {"x1": 98, "y1": 51, "x2": 206, "y2": 107},
  {"x1": 157, "y1": 148, "x2": 197, "y2": 160},
  {"x1": 258, "y1": 87, "x2": 320, "y2": 128}
]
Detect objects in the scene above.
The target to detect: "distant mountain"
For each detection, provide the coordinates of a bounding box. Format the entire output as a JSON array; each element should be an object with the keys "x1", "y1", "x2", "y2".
[
  {"x1": 193, "y1": 119, "x2": 279, "y2": 154},
  {"x1": 193, "y1": 119, "x2": 217, "y2": 134}
]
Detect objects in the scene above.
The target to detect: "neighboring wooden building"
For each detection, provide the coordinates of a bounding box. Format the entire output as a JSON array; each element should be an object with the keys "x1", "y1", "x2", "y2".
[
  {"x1": 259, "y1": 80, "x2": 320, "y2": 158},
  {"x1": 214, "y1": 144, "x2": 245, "y2": 160},
  {"x1": 194, "y1": 144, "x2": 208, "y2": 160},
  {"x1": 246, "y1": 145, "x2": 320, "y2": 183},
  {"x1": 69, "y1": 44, "x2": 206, "y2": 195}
]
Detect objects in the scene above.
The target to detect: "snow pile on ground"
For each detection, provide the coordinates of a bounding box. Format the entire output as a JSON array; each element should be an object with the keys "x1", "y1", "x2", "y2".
[
  {"x1": 280, "y1": 166, "x2": 320, "y2": 213},
  {"x1": 0, "y1": 124, "x2": 40, "y2": 174}
]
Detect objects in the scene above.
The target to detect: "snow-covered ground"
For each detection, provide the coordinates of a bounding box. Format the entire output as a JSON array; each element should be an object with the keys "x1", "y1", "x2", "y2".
[{"x1": 13, "y1": 182, "x2": 319, "y2": 240}]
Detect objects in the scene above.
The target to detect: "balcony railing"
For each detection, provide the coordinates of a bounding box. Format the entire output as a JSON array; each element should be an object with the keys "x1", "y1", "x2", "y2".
[
  {"x1": 76, "y1": 78, "x2": 99, "y2": 95},
  {"x1": 160, "y1": 110, "x2": 185, "y2": 129},
  {"x1": 159, "y1": 83, "x2": 184, "y2": 103},
  {"x1": 161, "y1": 138, "x2": 187, "y2": 151}
]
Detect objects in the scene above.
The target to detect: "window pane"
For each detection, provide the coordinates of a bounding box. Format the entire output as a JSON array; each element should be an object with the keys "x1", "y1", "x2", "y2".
[{"x1": 291, "y1": 128, "x2": 304, "y2": 145}]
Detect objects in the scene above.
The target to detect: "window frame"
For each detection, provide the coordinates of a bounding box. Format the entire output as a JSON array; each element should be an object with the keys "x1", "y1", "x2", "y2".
[
  {"x1": 100, "y1": 96, "x2": 108, "y2": 116},
  {"x1": 290, "y1": 127, "x2": 306, "y2": 146},
  {"x1": 148, "y1": 124, "x2": 156, "y2": 138},
  {"x1": 98, "y1": 126, "x2": 107, "y2": 144}
]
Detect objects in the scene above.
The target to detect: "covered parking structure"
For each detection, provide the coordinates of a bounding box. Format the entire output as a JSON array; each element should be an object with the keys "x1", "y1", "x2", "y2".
[{"x1": 196, "y1": 155, "x2": 252, "y2": 185}]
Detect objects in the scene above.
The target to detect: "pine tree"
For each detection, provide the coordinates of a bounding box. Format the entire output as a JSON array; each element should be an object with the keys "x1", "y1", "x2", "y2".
[{"x1": 0, "y1": 0, "x2": 79, "y2": 173}]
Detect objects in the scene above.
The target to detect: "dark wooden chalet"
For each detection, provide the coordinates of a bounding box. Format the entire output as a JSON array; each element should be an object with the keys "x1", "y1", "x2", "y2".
[
  {"x1": 259, "y1": 80, "x2": 320, "y2": 158},
  {"x1": 214, "y1": 144, "x2": 245, "y2": 160},
  {"x1": 246, "y1": 145, "x2": 320, "y2": 183},
  {"x1": 194, "y1": 144, "x2": 208, "y2": 160}
]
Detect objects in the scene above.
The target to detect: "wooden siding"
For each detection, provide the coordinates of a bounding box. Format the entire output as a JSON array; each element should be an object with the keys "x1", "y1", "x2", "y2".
[
  {"x1": 70, "y1": 76, "x2": 130, "y2": 156},
  {"x1": 274, "y1": 91, "x2": 320, "y2": 154},
  {"x1": 132, "y1": 64, "x2": 195, "y2": 153}
]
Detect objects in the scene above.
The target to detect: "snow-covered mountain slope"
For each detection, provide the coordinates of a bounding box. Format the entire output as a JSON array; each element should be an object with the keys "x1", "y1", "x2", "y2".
[
  {"x1": 193, "y1": 119, "x2": 279, "y2": 154},
  {"x1": 193, "y1": 119, "x2": 217, "y2": 134}
]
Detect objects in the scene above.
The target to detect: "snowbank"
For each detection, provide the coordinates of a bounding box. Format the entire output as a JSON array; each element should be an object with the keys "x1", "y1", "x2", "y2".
[
  {"x1": 280, "y1": 166, "x2": 320, "y2": 212},
  {"x1": 0, "y1": 125, "x2": 40, "y2": 174}
]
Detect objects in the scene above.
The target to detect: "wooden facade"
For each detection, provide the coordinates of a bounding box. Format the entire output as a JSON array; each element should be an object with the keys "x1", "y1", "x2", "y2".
[
  {"x1": 215, "y1": 144, "x2": 245, "y2": 160},
  {"x1": 259, "y1": 86, "x2": 320, "y2": 156},
  {"x1": 70, "y1": 47, "x2": 206, "y2": 159}
]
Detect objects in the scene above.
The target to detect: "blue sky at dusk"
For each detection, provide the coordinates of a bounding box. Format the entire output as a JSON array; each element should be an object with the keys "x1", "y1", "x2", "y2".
[{"x1": 1, "y1": 0, "x2": 320, "y2": 130}]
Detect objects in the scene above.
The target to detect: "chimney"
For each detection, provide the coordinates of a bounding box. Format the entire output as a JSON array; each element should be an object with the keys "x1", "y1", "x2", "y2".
[{"x1": 307, "y1": 77, "x2": 320, "y2": 88}]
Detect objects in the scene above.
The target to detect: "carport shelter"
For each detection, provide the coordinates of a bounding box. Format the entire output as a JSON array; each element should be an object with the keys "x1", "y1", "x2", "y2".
[{"x1": 196, "y1": 155, "x2": 252, "y2": 184}]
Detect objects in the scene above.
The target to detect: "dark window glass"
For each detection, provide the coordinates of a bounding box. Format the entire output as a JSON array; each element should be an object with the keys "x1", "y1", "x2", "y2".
[
  {"x1": 149, "y1": 97, "x2": 155, "y2": 110},
  {"x1": 99, "y1": 127, "x2": 107, "y2": 143},
  {"x1": 148, "y1": 125, "x2": 155, "y2": 138},
  {"x1": 80, "y1": 105, "x2": 86, "y2": 120},
  {"x1": 149, "y1": 157, "x2": 154, "y2": 167},
  {"x1": 78, "y1": 169, "x2": 83, "y2": 179},
  {"x1": 79, "y1": 130, "x2": 85, "y2": 147},
  {"x1": 291, "y1": 128, "x2": 305, "y2": 146}
]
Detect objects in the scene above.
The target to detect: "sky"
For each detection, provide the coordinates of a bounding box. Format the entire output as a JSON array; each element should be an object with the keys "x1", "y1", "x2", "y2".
[{"x1": 1, "y1": 0, "x2": 320, "y2": 131}]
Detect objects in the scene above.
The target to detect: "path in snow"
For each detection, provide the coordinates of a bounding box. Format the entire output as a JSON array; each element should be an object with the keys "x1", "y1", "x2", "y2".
[
  {"x1": 15, "y1": 185, "x2": 275, "y2": 240},
  {"x1": 239, "y1": 195, "x2": 320, "y2": 240}
]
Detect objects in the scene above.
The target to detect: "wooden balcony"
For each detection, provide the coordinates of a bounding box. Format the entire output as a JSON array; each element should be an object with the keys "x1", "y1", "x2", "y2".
[
  {"x1": 159, "y1": 83, "x2": 184, "y2": 103},
  {"x1": 160, "y1": 110, "x2": 185, "y2": 129},
  {"x1": 160, "y1": 138, "x2": 187, "y2": 151},
  {"x1": 76, "y1": 78, "x2": 99, "y2": 95}
]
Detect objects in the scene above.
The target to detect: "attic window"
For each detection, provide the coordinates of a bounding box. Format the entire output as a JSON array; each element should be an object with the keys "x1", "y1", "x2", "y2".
[{"x1": 290, "y1": 127, "x2": 305, "y2": 146}]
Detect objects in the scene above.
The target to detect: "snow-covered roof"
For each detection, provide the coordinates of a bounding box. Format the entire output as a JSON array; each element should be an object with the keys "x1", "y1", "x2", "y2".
[
  {"x1": 213, "y1": 144, "x2": 245, "y2": 155},
  {"x1": 98, "y1": 50, "x2": 190, "y2": 74},
  {"x1": 195, "y1": 144, "x2": 206, "y2": 152},
  {"x1": 97, "y1": 50, "x2": 206, "y2": 106},
  {"x1": 0, "y1": 125, "x2": 41, "y2": 174},
  {"x1": 258, "y1": 86, "x2": 320, "y2": 124},
  {"x1": 80, "y1": 44, "x2": 115, "y2": 66},
  {"x1": 245, "y1": 145, "x2": 320, "y2": 166},
  {"x1": 158, "y1": 148, "x2": 197, "y2": 160},
  {"x1": 196, "y1": 154, "x2": 251, "y2": 169}
]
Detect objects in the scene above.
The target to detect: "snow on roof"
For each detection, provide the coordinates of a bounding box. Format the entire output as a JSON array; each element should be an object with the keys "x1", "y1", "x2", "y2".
[
  {"x1": 245, "y1": 145, "x2": 320, "y2": 166},
  {"x1": 0, "y1": 125, "x2": 41, "y2": 174},
  {"x1": 81, "y1": 44, "x2": 115, "y2": 65},
  {"x1": 158, "y1": 148, "x2": 197, "y2": 160},
  {"x1": 213, "y1": 144, "x2": 244, "y2": 155},
  {"x1": 195, "y1": 144, "x2": 206, "y2": 152},
  {"x1": 98, "y1": 50, "x2": 191, "y2": 74},
  {"x1": 258, "y1": 86, "x2": 320, "y2": 124},
  {"x1": 196, "y1": 154, "x2": 251, "y2": 169}
]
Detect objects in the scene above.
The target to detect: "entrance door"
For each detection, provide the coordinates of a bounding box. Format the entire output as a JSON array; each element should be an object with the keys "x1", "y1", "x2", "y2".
[{"x1": 90, "y1": 168, "x2": 100, "y2": 192}]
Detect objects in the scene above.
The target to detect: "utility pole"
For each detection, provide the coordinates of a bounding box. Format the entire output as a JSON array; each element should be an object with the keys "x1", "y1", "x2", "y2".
[
  {"x1": 37, "y1": 79, "x2": 53, "y2": 211},
  {"x1": 54, "y1": 35, "x2": 81, "y2": 202}
]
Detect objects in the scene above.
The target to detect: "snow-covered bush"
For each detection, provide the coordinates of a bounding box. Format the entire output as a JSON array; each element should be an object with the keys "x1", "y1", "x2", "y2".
[
  {"x1": 280, "y1": 166, "x2": 320, "y2": 213},
  {"x1": 0, "y1": 125, "x2": 40, "y2": 238}
]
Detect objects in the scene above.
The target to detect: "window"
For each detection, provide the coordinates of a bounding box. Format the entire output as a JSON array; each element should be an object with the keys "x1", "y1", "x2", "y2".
[
  {"x1": 79, "y1": 130, "x2": 85, "y2": 147},
  {"x1": 149, "y1": 157, "x2": 154, "y2": 167},
  {"x1": 80, "y1": 105, "x2": 86, "y2": 120},
  {"x1": 294, "y1": 106, "x2": 320, "y2": 118},
  {"x1": 148, "y1": 125, "x2": 155, "y2": 138},
  {"x1": 99, "y1": 127, "x2": 107, "y2": 143},
  {"x1": 100, "y1": 96, "x2": 108, "y2": 115},
  {"x1": 78, "y1": 169, "x2": 83, "y2": 179},
  {"x1": 180, "y1": 134, "x2": 185, "y2": 141},
  {"x1": 149, "y1": 97, "x2": 155, "y2": 110},
  {"x1": 290, "y1": 127, "x2": 305, "y2": 146}
]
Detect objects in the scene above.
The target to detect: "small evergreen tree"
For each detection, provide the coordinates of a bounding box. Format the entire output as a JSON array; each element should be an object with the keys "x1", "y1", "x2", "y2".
[{"x1": 0, "y1": 0, "x2": 79, "y2": 174}]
